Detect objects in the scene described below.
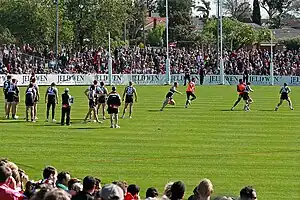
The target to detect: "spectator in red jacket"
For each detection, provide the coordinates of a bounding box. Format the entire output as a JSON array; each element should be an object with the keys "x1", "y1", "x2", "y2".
[{"x1": 0, "y1": 166, "x2": 24, "y2": 200}]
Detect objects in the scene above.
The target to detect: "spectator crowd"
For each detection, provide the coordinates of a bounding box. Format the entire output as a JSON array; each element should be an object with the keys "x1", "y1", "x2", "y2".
[
  {"x1": 1, "y1": 44, "x2": 299, "y2": 76},
  {"x1": 0, "y1": 159, "x2": 258, "y2": 200}
]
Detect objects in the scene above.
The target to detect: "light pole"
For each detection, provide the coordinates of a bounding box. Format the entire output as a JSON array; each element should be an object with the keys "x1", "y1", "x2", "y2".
[
  {"x1": 270, "y1": 30, "x2": 274, "y2": 85},
  {"x1": 108, "y1": 32, "x2": 113, "y2": 86},
  {"x1": 217, "y1": 0, "x2": 224, "y2": 85},
  {"x1": 55, "y1": 0, "x2": 59, "y2": 69},
  {"x1": 165, "y1": 0, "x2": 171, "y2": 85}
]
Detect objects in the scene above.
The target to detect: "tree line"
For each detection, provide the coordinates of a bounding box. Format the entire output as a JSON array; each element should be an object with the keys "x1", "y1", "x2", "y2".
[{"x1": 0, "y1": 0, "x2": 299, "y2": 50}]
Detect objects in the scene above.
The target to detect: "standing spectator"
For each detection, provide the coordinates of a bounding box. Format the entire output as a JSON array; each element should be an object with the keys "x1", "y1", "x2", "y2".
[
  {"x1": 56, "y1": 172, "x2": 71, "y2": 191},
  {"x1": 184, "y1": 66, "x2": 191, "y2": 86},
  {"x1": 170, "y1": 181, "x2": 185, "y2": 200},
  {"x1": 72, "y1": 176, "x2": 96, "y2": 200},
  {"x1": 61, "y1": 88, "x2": 73, "y2": 126},
  {"x1": 243, "y1": 70, "x2": 249, "y2": 83},
  {"x1": 199, "y1": 67, "x2": 205, "y2": 85}
]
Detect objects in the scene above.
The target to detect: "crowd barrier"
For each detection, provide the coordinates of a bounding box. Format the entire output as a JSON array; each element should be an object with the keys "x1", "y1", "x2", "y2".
[{"x1": 0, "y1": 74, "x2": 300, "y2": 86}]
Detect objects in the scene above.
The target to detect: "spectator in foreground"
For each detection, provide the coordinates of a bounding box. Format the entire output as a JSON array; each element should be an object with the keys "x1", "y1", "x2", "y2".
[
  {"x1": 197, "y1": 179, "x2": 214, "y2": 200},
  {"x1": 161, "y1": 182, "x2": 173, "y2": 200},
  {"x1": 145, "y1": 187, "x2": 159, "y2": 200},
  {"x1": 214, "y1": 197, "x2": 233, "y2": 200},
  {"x1": 30, "y1": 184, "x2": 54, "y2": 200},
  {"x1": 240, "y1": 186, "x2": 257, "y2": 200},
  {"x1": 72, "y1": 176, "x2": 96, "y2": 200},
  {"x1": 124, "y1": 184, "x2": 140, "y2": 200},
  {"x1": 170, "y1": 181, "x2": 185, "y2": 200},
  {"x1": 100, "y1": 184, "x2": 124, "y2": 200},
  {"x1": 56, "y1": 171, "x2": 71, "y2": 191},
  {"x1": 44, "y1": 188, "x2": 71, "y2": 200},
  {"x1": 68, "y1": 178, "x2": 82, "y2": 197},
  {"x1": 41, "y1": 166, "x2": 58, "y2": 186},
  {"x1": 0, "y1": 166, "x2": 23, "y2": 200}
]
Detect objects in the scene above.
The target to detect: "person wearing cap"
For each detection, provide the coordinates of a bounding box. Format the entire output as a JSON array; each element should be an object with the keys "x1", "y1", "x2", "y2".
[
  {"x1": 45, "y1": 82, "x2": 59, "y2": 122},
  {"x1": 275, "y1": 82, "x2": 294, "y2": 111},
  {"x1": 3, "y1": 75, "x2": 12, "y2": 117},
  {"x1": 61, "y1": 88, "x2": 73, "y2": 126},
  {"x1": 100, "y1": 184, "x2": 124, "y2": 200},
  {"x1": 121, "y1": 81, "x2": 137, "y2": 119},
  {"x1": 107, "y1": 86, "x2": 121, "y2": 128}
]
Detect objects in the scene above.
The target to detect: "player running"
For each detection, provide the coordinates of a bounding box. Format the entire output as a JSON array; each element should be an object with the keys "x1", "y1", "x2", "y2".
[
  {"x1": 25, "y1": 83, "x2": 37, "y2": 122},
  {"x1": 96, "y1": 81, "x2": 108, "y2": 120},
  {"x1": 5, "y1": 78, "x2": 19, "y2": 119},
  {"x1": 3, "y1": 75, "x2": 12, "y2": 117},
  {"x1": 121, "y1": 81, "x2": 137, "y2": 119},
  {"x1": 107, "y1": 86, "x2": 122, "y2": 128},
  {"x1": 31, "y1": 78, "x2": 40, "y2": 120},
  {"x1": 83, "y1": 85, "x2": 101, "y2": 123},
  {"x1": 160, "y1": 82, "x2": 182, "y2": 111},
  {"x1": 243, "y1": 82, "x2": 254, "y2": 111},
  {"x1": 231, "y1": 79, "x2": 246, "y2": 111},
  {"x1": 45, "y1": 82, "x2": 59, "y2": 122},
  {"x1": 275, "y1": 83, "x2": 294, "y2": 111},
  {"x1": 185, "y1": 77, "x2": 196, "y2": 108}
]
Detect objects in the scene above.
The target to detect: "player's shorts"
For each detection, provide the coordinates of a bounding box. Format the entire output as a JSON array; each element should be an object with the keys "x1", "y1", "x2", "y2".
[
  {"x1": 4, "y1": 93, "x2": 8, "y2": 100},
  {"x1": 98, "y1": 96, "x2": 106, "y2": 104},
  {"x1": 7, "y1": 93, "x2": 15, "y2": 103},
  {"x1": 107, "y1": 107, "x2": 118, "y2": 114},
  {"x1": 280, "y1": 93, "x2": 289, "y2": 100},
  {"x1": 34, "y1": 97, "x2": 38, "y2": 103},
  {"x1": 166, "y1": 92, "x2": 173, "y2": 99},
  {"x1": 238, "y1": 93, "x2": 243, "y2": 99},
  {"x1": 25, "y1": 98, "x2": 34, "y2": 107},
  {"x1": 243, "y1": 93, "x2": 250, "y2": 101},
  {"x1": 186, "y1": 91, "x2": 196, "y2": 99},
  {"x1": 125, "y1": 95, "x2": 134, "y2": 103},
  {"x1": 89, "y1": 100, "x2": 96, "y2": 108}
]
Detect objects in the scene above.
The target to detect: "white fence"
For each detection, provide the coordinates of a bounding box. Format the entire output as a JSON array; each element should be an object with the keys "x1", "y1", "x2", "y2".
[{"x1": 0, "y1": 74, "x2": 300, "y2": 86}]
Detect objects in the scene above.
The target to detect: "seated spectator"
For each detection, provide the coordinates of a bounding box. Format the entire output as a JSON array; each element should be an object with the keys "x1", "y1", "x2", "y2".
[
  {"x1": 170, "y1": 181, "x2": 185, "y2": 200},
  {"x1": 124, "y1": 184, "x2": 140, "y2": 200},
  {"x1": 0, "y1": 165, "x2": 23, "y2": 200},
  {"x1": 72, "y1": 176, "x2": 96, "y2": 200},
  {"x1": 197, "y1": 179, "x2": 214, "y2": 200},
  {"x1": 240, "y1": 186, "x2": 257, "y2": 200},
  {"x1": 56, "y1": 172, "x2": 71, "y2": 191},
  {"x1": 99, "y1": 184, "x2": 124, "y2": 200},
  {"x1": 145, "y1": 187, "x2": 158, "y2": 200},
  {"x1": 44, "y1": 188, "x2": 71, "y2": 200},
  {"x1": 161, "y1": 182, "x2": 173, "y2": 200}
]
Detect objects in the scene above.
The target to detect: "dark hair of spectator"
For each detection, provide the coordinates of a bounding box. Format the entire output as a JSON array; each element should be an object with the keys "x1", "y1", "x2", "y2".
[
  {"x1": 43, "y1": 166, "x2": 56, "y2": 179},
  {"x1": 127, "y1": 184, "x2": 140, "y2": 196},
  {"x1": 57, "y1": 171, "x2": 70, "y2": 183},
  {"x1": 68, "y1": 178, "x2": 81, "y2": 190},
  {"x1": 100, "y1": 81, "x2": 104, "y2": 86},
  {"x1": 146, "y1": 187, "x2": 159, "y2": 198},
  {"x1": 171, "y1": 181, "x2": 185, "y2": 200},
  {"x1": 93, "y1": 80, "x2": 98, "y2": 85},
  {"x1": 0, "y1": 166, "x2": 11, "y2": 182},
  {"x1": 83, "y1": 176, "x2": 96, "y2": 191},
  {"x1": 240, "y1": 186, "x2": 256, "y2": 200}
]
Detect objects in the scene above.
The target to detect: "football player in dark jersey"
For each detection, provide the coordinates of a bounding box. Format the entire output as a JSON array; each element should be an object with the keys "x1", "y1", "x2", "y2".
[
  {"x1": 121, "y1": 81, "x2": 137, "y2": 119},
  {"x1": 25, "y1": 83, "x2": 36, "y2": 122},
  {"x1": 31, "y1": 78, "x2": 40, "y2": 120},
  {"x1": 5, "y1": 78, "x2": 19, "y2": 119},
  {"x1": 96, "y1": 81, "x2": 108, "y2": 120},
  {"x1": 275, "y1": 83, "x2": 294, "y2": 111},
  {"x1": 3, "y1": 75, "x2": 12, "y2": 117},
  {"x1": 83, "y1": 85, "x2": 101, "y2": 123},
  {"x1": 107, "y1": 86, "x2": 122, "y2": 128},
  {"x1": 84, "y1": 80, "x2": 98, "y2": 121},
  {"x1": 45, "y1": 82, "x2": 59, "y2": 122}
]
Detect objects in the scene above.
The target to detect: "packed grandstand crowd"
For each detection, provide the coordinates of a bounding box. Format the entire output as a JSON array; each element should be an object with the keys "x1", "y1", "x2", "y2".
[
  {"x1": 0, "y1": 44, "x2": 300, "y2": 76},
  {"x1": 0, "y1": 159, "x2": 257, "y2": 200}
]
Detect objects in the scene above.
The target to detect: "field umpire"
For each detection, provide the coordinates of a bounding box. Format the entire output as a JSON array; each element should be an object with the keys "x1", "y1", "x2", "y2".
[{"x1": 61, "y1": 88, "x2": 73, "y2": 126}]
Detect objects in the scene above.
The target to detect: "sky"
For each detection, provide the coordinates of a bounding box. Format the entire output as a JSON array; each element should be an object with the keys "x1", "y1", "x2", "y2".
[{"x1": 193, "y1": 0, "x2": 269, "y2": 19}]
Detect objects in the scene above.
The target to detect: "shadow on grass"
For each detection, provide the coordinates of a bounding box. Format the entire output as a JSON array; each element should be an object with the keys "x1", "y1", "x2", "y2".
[
  {"x1": 147, "y1": 109, "x2": 161, "y2": 112},
  {"x1": 70, "y1": 127, "x2": 107, "y2": 130},
  {"x1": 258, "y1": 109, "x2": 275, "y2": 112},
  {"x1": 0, "y1": 120, "x2": 28, "y2": 123}
]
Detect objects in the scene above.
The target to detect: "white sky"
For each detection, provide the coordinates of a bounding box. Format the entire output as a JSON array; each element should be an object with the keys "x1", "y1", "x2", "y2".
[{"x1": 193, "y1": 0, "x2": 269, "y2": 19}]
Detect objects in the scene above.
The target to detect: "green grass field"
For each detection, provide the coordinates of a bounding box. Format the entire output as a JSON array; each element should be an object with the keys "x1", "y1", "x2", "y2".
[{"x1": 0, "y1": 85, "x2": 299, "y2": 199}]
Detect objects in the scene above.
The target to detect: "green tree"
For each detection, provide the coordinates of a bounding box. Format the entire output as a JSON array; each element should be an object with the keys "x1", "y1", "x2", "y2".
[
  {"x1": 223, "y1": 0, "x2": 252, "y2": 22},
  {"x1": 196, "y1": 0, "x2": 211, "y2": 22},
  {"x1": 252, "y1": 0, "x2": 262, "y2": 25},
  {"x1": 157, "y1": 0, "x2": 194, "y2": 42},
  {"x1": 147, "y1": 24, "x2": 165, "y2": 46}
]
